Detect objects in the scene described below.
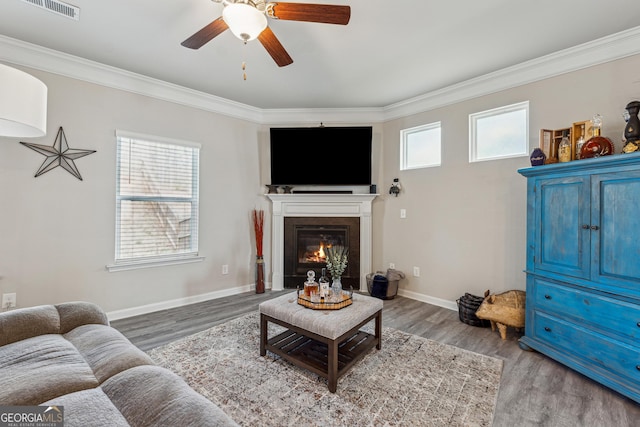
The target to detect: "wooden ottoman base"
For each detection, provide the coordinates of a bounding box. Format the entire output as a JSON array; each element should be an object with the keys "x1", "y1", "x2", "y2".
[{"x1": 259, "y1": 293, "x2": 382, "y2": 393}]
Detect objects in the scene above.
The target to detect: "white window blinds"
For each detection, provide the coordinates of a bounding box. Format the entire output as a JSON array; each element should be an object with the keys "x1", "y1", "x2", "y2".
[{"x1": 114, "y1": 131, "x2": 200, "y2": 264}]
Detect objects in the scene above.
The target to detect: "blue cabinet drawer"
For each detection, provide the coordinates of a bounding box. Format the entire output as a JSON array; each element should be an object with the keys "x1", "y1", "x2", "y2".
[
  {"x1": 532, "y1": 310, "x2": 640, "y2": 384},
  {"x1": 533, "y1": 278, "x2": 640, "y2": 343}
]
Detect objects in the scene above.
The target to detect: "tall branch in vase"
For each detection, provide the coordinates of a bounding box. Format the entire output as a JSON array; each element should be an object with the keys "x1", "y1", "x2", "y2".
[
  {"x1": 252, "y1": 209, "x2": 265, "y2": 293},
  {"x1": 325, "y1": 245, "x2": 348, "y2": 294}
]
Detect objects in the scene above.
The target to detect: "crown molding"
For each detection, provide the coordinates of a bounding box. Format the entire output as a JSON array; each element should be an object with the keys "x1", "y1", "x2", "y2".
[
  {"x1": 0, "y1": 35, "x2": 263, "y2": 123},
  {"x1": 258, "y1": 107, "x2": 385, "y2": 125},
  {"x1": 382, "y1": 26, "x2": 640, "y2": 121},
  {"x1": 2, "y1": 26, "x2": 640, "y2": 125}
]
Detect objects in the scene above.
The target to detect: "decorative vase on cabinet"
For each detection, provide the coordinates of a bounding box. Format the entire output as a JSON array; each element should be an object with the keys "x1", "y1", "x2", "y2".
[{"x1": 518, "y1": 153, "x2": 640, "y2": 404}]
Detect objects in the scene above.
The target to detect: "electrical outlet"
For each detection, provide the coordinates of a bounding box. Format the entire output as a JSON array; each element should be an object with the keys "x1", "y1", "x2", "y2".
[
  {"x1": 2, "y1": 293, "x2": 16, "y2": 309},
  {"x1": 389, "y1": 263, "x2": 395, "y2": 269},
  {"x1": 413, "y1": 267, "x2": 420, "y2": 277},
  {"x1": 222, "y1": 264, "x2": 229, "y2": 275}
]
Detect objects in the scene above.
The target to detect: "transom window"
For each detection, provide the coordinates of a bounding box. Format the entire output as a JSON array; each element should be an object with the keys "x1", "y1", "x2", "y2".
[
  {"x1": 400, "y1": 121, "x2": 442, "y2": 170},
  {"x1": 109, "y1": 130, "x2": 201, "y2": 271},
  {"x1": 469, "y1": 101, "x2": 529, "y2": 162}
]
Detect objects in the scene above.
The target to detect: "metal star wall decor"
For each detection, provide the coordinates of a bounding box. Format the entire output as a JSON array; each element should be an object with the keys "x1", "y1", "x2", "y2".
[{"x1": 20, "y1": 127, "x2": 96, "y2": 180}]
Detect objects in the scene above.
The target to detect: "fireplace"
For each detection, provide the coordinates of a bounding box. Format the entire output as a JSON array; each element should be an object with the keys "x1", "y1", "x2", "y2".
[
  {"x1": 266, "y1": 193, "x2": 377, "y2": 291},
  {"x1": 284, "y1": 217, "x2": 360, "y2": 289}
]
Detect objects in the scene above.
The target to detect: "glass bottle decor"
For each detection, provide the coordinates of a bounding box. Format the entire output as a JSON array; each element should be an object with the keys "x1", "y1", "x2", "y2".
[
  {"x1": 558, "y1": 130, "x2": 572, "y2": 163},
  {"x1": 319, "y1": 268, "x2": 330, "y2": 298},
  {"x1": 303, "y1": 270, "x2": 319, "y2": 297},
  {"x1": 575, "y1": 124, "x2": 586, "y2": 160},
  {"x1": 581, "y1": 114, "x2": 613, "y2": 158}
]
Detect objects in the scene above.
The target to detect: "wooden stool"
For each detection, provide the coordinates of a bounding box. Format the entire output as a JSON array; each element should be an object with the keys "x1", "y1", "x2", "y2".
[{"x1": 475, "y1": 290, "x2": 526, "y2": 340}]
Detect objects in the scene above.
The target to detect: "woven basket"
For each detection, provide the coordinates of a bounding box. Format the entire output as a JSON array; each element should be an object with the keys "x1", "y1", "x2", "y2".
[
  {"x1": 366, "y1": 272, "x2": 399, "y2": 300},
  {"x1": 456, "y1": 292, "x2": 491, "y2": 327}
]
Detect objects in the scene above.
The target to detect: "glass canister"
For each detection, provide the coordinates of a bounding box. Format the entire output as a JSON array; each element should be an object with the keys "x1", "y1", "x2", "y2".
[
  {"x1": 303, "y1": 270, "x2": 319, "y2": 297},
  {"x1": 558, "y1": 130, "x2": 572, "y2": 163}
]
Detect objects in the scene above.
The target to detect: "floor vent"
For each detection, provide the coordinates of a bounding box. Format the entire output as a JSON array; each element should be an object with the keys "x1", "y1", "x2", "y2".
[{"x1": 21, "y1": 0, "x2": 80, "y2": 21}]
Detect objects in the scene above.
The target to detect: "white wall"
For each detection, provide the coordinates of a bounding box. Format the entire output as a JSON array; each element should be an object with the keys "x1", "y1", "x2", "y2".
[
  {"x1": 2, "y1": 53, "x2": 639, "y2": 316},
  {"x1": 376, "y1": 55, "x2": 639, "y2": 306},
  {"x1": 0, "y1": 67, "x2": 265, "y2": 315}
]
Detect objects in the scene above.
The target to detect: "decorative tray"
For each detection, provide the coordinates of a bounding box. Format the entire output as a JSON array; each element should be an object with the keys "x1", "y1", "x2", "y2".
[{"x1": 297, "y1": 288, "x2": 353, "y2": 310}]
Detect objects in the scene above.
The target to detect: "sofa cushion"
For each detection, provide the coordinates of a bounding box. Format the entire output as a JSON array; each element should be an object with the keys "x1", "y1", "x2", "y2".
[
  {"x1": 0, "y1": 334, "x2": 98, "y2": 405},
  {"x1": 43, "y1": 388, "x2": 131, "y2": 427},
  {"x1": 56, "y1": 301, "x2": 110, "y2": 333},
  {"x1": 0, "y1": 301, "x2": 108, "y2": 346},
  {"x1": 64, "y1": 324, "x2": 154, "y2": 384},
  {"x1": 0, "y1": 305, "x2": 60, "y2": 346},
  {"x1": 0, "y1": 302, "x2": 238, "y2": 426},
  {"x1": 101, "y1": 365, "x2": 239, "y2": 427}
]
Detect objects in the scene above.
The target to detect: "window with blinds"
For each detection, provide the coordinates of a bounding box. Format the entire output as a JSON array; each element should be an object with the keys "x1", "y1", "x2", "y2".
[{"x1": 114, "y1": 131, "x2": 200, "y2": 266}]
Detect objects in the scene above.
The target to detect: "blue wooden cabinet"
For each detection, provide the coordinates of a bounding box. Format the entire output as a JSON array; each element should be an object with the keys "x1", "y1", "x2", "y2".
[{"x1": 518, "y1": 153, "x2": 640, "y2": 404}]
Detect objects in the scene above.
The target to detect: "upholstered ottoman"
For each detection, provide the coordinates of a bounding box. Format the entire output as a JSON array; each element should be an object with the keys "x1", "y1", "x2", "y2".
[{"x1": 259, "y1": 292, "x2": 383, "y2": 392}]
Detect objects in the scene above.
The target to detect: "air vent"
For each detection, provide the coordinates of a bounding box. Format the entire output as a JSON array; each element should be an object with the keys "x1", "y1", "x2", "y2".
[{"x1": 21, "y1": 0, "x2": 80, "y2": 21}]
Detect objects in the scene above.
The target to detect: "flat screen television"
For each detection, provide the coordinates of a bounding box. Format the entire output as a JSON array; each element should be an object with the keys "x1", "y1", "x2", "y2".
[{"x1": 270, "y1": 126, "x2": 372, "y2": 186}]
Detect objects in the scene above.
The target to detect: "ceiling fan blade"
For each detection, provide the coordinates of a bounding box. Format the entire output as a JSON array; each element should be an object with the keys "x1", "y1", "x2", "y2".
[
  {"x1": 181, "y1": 17, "x2": 229, "y2": 49},
  {"x1": 267, "y1": 2, "x2": 350, "y2": 25},
  {"x1": 258, "y1": 27, "x2": 293, "y2": 67}
]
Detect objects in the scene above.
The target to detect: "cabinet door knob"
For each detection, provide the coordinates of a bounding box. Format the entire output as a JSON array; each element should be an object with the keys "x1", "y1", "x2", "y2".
[
  {"x1": 582, "y1": 224, "x2": 590, "y2": 229},
  {"x1": 637, "y1": 365, "x2": 640, "y2": 371},
  {"x1": 544, "y1": 327, "x2": 551, "y2": 332},
  {"x1": 544, "y1": 294, "x2": 552, "y2": 299},
  {"x1": 637, "y1": 322, "x2": 640, "y2": 327},
  {"x1": 590, "y1": 225, "x2": 600, "y2": 230}
]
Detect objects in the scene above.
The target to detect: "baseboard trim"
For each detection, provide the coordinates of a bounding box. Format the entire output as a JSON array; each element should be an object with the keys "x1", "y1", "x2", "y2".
[
  {"x1": 106, "y1": 284, "x2": 266, "y2": 321},
  {"x1": 106, "y1": 285, "x2": 455, "y2": 321},
  {"x1": 397, "y1": 289, "x2": 458, "y2": 312}
]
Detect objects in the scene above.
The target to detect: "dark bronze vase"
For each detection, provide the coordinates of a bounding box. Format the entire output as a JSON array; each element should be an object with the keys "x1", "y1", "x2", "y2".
[{"x1": 256, "y1": 256, "x2": 265, "y2": 294}]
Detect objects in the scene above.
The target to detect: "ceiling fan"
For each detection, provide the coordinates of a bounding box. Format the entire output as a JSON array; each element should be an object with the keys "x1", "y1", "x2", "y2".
[{"x1": 181, "y1": 0, "x2": 351, "y2": 67}]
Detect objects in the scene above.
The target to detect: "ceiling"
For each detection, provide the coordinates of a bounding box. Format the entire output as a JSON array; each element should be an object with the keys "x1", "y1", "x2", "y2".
[{"x1": 1, "y1": 0, "x2": 640, "y2": 110}]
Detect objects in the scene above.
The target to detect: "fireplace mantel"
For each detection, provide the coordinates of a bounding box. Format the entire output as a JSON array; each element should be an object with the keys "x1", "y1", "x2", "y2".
[{"x1": 267, "y1": 193, "x2": 377, "y2": 291}]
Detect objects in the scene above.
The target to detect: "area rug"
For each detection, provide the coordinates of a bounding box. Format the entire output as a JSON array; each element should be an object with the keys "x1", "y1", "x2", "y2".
[{"x1": 147, "y1": 312, "x2": 503, "y2": 426}]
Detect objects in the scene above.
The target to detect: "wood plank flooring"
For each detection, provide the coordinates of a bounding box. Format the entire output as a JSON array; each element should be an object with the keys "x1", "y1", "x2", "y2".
[{"x1": 111, "y1": 291, "x2": 640, "y2": 426}]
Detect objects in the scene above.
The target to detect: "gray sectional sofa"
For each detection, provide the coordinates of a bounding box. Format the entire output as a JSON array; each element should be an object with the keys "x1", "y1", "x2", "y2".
[{"x1": 0, "y1": 301, "x2": 237, "y2": 426}]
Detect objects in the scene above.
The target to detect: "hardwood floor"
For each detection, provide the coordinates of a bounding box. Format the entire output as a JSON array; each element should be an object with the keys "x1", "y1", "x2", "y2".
[{"x1": 111, "y1": 291, "x2": 640, "y2": 426}]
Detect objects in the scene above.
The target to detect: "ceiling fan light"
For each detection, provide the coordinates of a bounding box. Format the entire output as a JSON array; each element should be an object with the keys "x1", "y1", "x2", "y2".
[{"x1": 223, "y1": 3, "x2": 268, "y2": 42}]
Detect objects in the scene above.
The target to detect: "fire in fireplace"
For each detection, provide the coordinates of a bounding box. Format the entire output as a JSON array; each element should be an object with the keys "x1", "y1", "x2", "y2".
[
  {"x1": 297, "y1": 229, "x2": 342, "y2": 264},
  {"x1": 284, "y1": 217, "x2": 360, "y2": 289}
]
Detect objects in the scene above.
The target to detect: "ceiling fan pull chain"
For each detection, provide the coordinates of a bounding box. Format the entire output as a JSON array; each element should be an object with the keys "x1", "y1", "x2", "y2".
[{"x1": 242, "y1": 61, "x2": 247, "y2": 81}]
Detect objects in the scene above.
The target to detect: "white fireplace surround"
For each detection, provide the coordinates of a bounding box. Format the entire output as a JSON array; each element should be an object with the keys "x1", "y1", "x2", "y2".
[{"x1": 267, "y1": 193, "x2": 377, "y2": 291}]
